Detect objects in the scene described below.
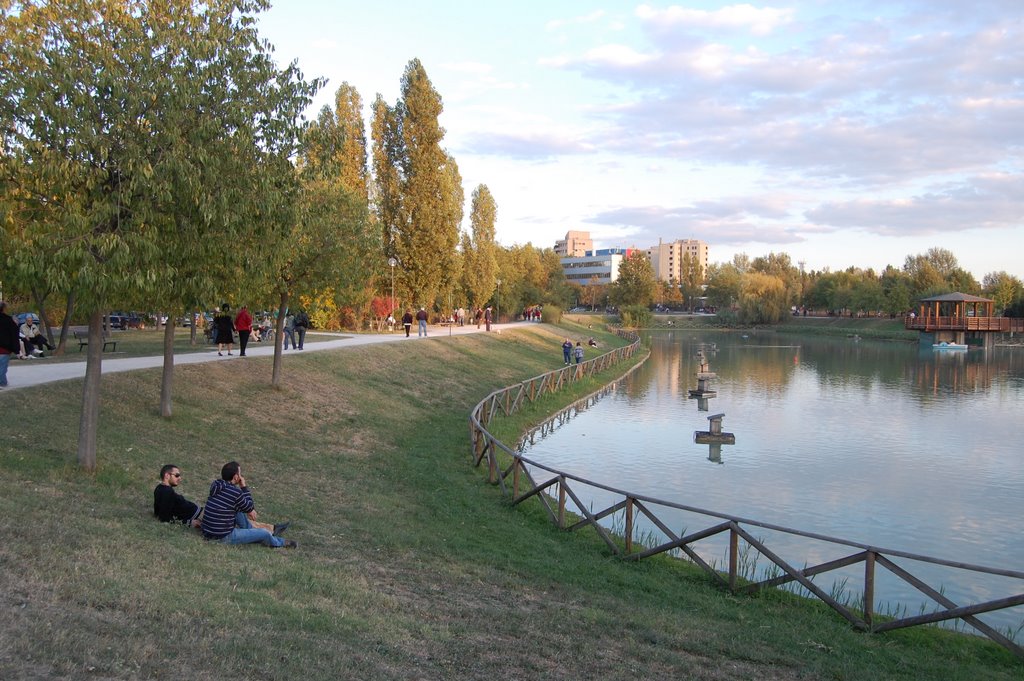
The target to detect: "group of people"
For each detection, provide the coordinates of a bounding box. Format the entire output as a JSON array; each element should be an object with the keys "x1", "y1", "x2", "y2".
[
  {"x1": 560, "y1": 337, "x2": 599, "y2": 365},
  {"x1": 154, "y1": 460, "x2": 296, "y2": 549},
  {"x1": 210, "y1": 304, "x2": 309, "y2": 356},
  {"x1": 0, "y1": 302, "x2": 56, "y2": 388}
]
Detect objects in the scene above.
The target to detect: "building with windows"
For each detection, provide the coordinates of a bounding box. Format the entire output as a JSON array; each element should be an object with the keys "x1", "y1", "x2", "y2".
[
  {"x1": 560, "y1": 248, "x2": 634, "y2": 286},
  {"x1": 644, "y1": 239, "x2": 709, "y2": 283},
  {"x1": 554, "y1": 230, "x2": 593, "y2": 257}
]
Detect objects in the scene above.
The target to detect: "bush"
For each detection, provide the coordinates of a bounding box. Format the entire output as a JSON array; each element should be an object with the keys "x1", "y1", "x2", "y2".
[
  {"x1": 541, "y1": 305, "x2": 562, "y2": 323},
  {"x1": 618, "y1": 305, "x2": 652, "y2": 328}
]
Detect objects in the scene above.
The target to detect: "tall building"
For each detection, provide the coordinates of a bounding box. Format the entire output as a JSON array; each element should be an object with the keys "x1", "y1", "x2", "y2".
[
  {"x1": 644, "y1": 239, "x2": 709, "y2": 282},
  {"x1": 554, "y1": 230, "x2": 593, "y2": 257}
]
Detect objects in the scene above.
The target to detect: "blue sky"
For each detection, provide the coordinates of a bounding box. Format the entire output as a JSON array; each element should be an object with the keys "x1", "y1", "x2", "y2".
[{"x1": 259, "y1": 1, "x2": 1024, "y2": 281}]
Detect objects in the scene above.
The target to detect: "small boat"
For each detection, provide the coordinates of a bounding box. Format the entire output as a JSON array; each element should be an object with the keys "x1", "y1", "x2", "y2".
[{"x1": 933, "y1": 342, "x2": 968, "y2": 350}]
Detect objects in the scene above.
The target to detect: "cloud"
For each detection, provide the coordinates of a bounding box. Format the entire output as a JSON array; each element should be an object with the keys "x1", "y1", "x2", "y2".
[
  {"x1": 545, "y1": 10, "x2": 607, "y2": 32},
  {"x1": 585, "y1": 198, "x2": 805, "y2": 247},
  {"x1": 805, "y1": 173, "x2": 1024, "y2": 235},
  {"x1": 635, "y1": 3, "x2": 795, "y2": 36}
]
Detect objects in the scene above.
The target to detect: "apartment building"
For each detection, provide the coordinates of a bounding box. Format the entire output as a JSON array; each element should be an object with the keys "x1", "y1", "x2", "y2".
[
  {"x1": 644, "y1": 239, "x2": 709, "y2": 282},
  {"x1": 553, "y1": 230, "x2": 593, "y2": 257}
]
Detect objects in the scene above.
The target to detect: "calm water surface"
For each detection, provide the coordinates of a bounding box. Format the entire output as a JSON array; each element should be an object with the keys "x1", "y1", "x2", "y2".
[{"x1": 520, "y1": 330, "x2": 1024, "y2": 635}]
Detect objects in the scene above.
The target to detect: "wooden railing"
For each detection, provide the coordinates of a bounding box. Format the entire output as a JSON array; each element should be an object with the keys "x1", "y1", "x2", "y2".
[
  {"x1": 905, "y1": 315, "x2": 1024, "y2": 332},
  {"x1": 468, "y1": 332, "x2": 1024, "y2": 659}
]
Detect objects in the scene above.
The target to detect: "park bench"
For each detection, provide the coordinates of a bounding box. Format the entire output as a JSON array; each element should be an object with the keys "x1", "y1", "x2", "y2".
[{"x1": 73, "y1": 330, "x2": 118, "y2": 353}]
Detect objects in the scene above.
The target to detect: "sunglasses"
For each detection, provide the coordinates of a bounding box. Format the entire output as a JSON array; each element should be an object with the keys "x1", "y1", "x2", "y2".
[{"x1": 171, "y1": 473, "x2": 182, "y2": 478}]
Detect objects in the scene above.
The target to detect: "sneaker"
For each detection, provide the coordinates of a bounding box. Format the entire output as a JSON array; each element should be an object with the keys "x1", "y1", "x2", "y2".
[
  {"x1": 218, "y1": 352, "x2": 223, "y2": 356},
  {"x1": 282, "y1": 539, "x2": 297, "y2": 549},
  {"x1": 26, "y1": 354, "x2": 36, "y2": 359}
]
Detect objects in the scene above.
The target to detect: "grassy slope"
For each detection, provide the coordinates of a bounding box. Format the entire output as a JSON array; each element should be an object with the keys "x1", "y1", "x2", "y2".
[{"x1": 0, "y1": 321, "x2": 1017, "y2": 680}]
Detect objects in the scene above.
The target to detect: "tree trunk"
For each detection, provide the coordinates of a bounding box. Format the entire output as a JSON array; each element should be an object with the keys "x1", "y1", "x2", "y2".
[
  {"x1": 56, "y1": 291, "x2": 76, "y2": 357},
  {"x1": 271, "y1": 291, "x2": 289, "y2": 387},
  {"x1": 77, "y1": 309, "x2": 104, "y2": 471},
  {"x1": 31, "y1": 286, "x2": 57, "y2": 349},
  {"x1": 159, "y1": 311, "x2": 176, "y2": 418}
]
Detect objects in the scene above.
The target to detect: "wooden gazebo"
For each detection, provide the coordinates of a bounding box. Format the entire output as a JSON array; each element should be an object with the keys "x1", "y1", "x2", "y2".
[{"x1": 905, "y1": 292, "x2": 1024, "y2": 347}]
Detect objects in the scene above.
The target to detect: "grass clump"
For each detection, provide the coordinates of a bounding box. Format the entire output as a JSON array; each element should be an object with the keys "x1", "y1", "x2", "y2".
[{"x1": 0, "y1": 322, "x2": 1018, "y2": 680}]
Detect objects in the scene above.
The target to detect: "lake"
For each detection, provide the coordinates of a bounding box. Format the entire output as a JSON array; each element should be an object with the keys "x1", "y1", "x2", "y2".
[{"x1": 518, "y1": 329, "x2": 1024, "y2": 637}]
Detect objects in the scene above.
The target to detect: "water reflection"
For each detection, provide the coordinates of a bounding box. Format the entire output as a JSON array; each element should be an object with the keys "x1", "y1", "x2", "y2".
[{"x1": 520, "y1": 331, "x2": 1024, "y2": 637}]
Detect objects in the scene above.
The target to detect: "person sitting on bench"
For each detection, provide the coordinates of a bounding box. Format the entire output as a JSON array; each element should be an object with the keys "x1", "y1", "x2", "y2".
[{"x1": 20, "y1": 316, "x2": 53, "y2": 357}]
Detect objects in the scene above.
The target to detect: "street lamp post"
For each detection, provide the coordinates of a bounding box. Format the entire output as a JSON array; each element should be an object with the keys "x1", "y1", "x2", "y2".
[{"x1": 388, "y1": 257, "x2": 397, "y2": 331}]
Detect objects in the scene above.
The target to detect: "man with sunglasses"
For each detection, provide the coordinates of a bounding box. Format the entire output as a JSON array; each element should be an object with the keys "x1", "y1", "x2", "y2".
[{"x1": 154, "y1": 464, "x2": 203, "y2": 528}]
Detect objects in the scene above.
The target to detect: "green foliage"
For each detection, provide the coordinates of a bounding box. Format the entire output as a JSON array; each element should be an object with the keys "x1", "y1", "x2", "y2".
[
  {"x1": 540, "y1": 305, "x2": 562, "y2": 323},
  {"x1": 464, "y1": 184, "x2": 498, "y2": 309},
  {"x1": 618, "y1": 304, "x2": 652, "y2": 328},
  {"x1": 610, "y1": 252, "x2": 656, "y2": 307},
  {"x1": 738, "y1": 271, "x2": 787, "y2": 324},
  {"x1": 370, "y1": 60, "x2": 463, "y2": 310}
]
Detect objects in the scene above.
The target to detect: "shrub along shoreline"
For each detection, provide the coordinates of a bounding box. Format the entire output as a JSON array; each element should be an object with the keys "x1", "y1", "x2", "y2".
[{"x1": 0, "y1": 320, "x2": 1017, "y2": 680}]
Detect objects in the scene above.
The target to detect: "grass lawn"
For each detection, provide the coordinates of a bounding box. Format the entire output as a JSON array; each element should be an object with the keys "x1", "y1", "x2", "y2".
[{"x1": 0, "y1": 320, "x2": 1018, "y2": 680}]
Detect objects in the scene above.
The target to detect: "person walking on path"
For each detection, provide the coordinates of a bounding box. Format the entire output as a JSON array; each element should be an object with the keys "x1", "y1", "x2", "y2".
[
  {"x1": 574, "y1": 341, "x2": 584, "y2": 365},
  {"x1": 234, "y1": 306, "x2": 252, "y2": 357},
  {"x1": 283, "y1": 312, "x2": 295, "y2": 350},
  {"x1": 562, "y1": 338, "x2": 573, "y2": 365},
  {"x1": 402, "y1": 309, "x2": 413, "y2": 337},
  {"x1": 213, "y1": 304, "x2": 235, "y2": 356},
  {"x1": 0, "y1": 302, "x2": 20, "y2": 388},
  {"x1": 200, "y1": 461, "x2": 295, "y2": 548},
  {"x1": 416, "y1": 307, "x2": 428, "y2": 337},
  {"x1": 475, "y1": 307, "x2": 483, "y2": 329},
  {"x1": 293, "y1": 309, "x2": 310, "y2": 349},
  {"x1": 484, "y1": 306, "x2": 492, "y2": 332}
]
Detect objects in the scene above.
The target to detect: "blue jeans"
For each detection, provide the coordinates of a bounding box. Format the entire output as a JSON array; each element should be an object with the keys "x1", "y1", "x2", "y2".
[
  {"x1": 418, "y1": 320, "x2": 427, "y2": 337},
  {"x1": 219, "y1": 512, "x2": 284, "y2": 547},
  {"x1": 295, "y1": 326, "x2": 306, "y2": 349},
  {"x1": 0, "y1": 352, "x2": 9, "y2": 387},
  {"x1": 283, "y1": 328, "x2": 295, "y2": 349}
]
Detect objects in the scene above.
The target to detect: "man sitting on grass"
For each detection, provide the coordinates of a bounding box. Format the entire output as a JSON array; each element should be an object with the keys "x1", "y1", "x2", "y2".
[
  {"x1": 155, "y1": 463, "x2": 289, "y2": 536},
  {"x1": 200, "y1": 461, "x2": 295, "y2": 549},
  {"x1": 154, "y1": 464, "x2": 203, "y2": 528}
]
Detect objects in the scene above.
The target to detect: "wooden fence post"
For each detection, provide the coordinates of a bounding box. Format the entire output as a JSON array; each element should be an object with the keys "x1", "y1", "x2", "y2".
[
  {"x1": 729, "y1": 526, "x2": 739, "y2": 591},
  {"x1": 558, "y1": 475, "x2": 567, "y2": 528},
  {"x1": 625, "y1": 496, "x2": 634, "y2": 554},
  {"x1": 864, "y1": 550, "x2": 876, "y2": 629},
  {"x1": 513, "y1": 456, "x2": 521, "y2": 498}
]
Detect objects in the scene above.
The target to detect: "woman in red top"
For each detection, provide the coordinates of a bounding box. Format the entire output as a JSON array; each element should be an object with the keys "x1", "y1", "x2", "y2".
[{"x1": 234, "y1": 305, "x2": 253, "y2": 357}]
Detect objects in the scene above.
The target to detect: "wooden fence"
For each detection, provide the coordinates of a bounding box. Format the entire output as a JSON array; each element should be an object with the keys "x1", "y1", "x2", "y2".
[{"x1": 467, "y1": 330, "x2": 1024, "y2": 659}]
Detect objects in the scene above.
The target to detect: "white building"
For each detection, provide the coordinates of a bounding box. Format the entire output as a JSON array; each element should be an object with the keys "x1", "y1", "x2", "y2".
[{"x1": 560, "y1": 248, "x2": 634, "y2": 286}]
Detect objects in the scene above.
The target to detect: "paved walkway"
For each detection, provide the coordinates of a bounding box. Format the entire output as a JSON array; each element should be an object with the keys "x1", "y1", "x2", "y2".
[{"x1": 3, "y1": 323, "x2": 502, "y2": 390}]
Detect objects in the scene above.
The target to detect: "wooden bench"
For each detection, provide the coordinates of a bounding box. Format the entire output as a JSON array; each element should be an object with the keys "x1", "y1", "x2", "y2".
[{"x1": 73, "y1": 330, "x2": 118, "y2": 353}]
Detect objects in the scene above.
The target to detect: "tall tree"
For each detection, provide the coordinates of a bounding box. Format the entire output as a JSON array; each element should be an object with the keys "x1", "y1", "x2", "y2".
[
  {"x1": 301, "y1": 82, "x2": 368, "y2": 200},
  {"x1": 0, "y1": 0, "x2": 319, "y2": 467},
  {"x1": 611, "y1": 252, "x2": 656, "y2": 307},
  {"x1": 371, "y1": 63, "x2": 464, "y2": 312},
  {"x1": 269, "y1": 177, "x2": 372, "y2": 386},
  {"x1": 464, "y1": 184, "x2": 498, "y2": 309}
]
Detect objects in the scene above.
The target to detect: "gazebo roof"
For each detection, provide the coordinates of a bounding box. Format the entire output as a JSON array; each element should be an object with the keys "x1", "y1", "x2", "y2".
[{"x1": 918, "y1": 292, "x2": 992, "y2": 303}]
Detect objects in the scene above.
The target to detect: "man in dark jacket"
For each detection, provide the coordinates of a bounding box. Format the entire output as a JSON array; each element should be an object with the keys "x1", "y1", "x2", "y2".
[
  {"x1": 154, "y1": 464, "x2": 202, "y2": 528},
  {"x1": 293, "y1": 309, "x2": 310, "y2": 349},
  {"x1": 0, "y1": 302, "x2": 20, "y2": 388},
  {"x1": 201, "y1": 461, "x2": 295, "y2": 548}
]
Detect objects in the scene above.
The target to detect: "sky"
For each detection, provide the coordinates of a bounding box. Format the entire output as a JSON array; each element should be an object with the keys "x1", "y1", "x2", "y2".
[{"x1": 257, "y1": 1, "x2": 1024, "y2": 281}]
